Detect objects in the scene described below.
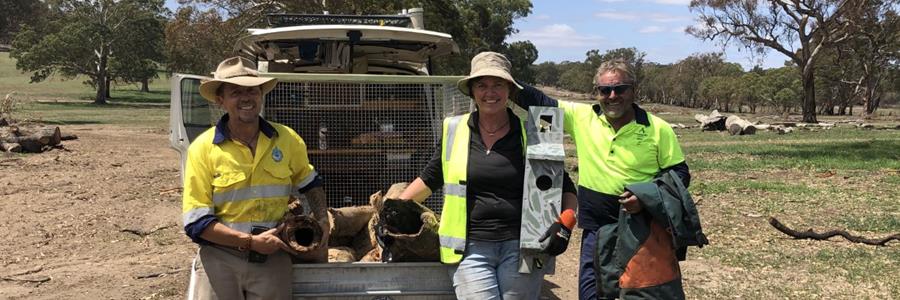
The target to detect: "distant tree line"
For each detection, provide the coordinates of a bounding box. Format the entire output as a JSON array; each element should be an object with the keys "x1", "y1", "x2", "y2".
[
  {"x1": 1, "y1": 0, "x2": 896, "y2": 119},
  {"x1": 534, "y1": 1, "x2": 899, "y2": 119}
]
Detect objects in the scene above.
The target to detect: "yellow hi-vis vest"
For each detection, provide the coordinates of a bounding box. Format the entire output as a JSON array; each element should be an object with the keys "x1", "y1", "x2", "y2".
[{"x1": 438, "y1": 112, "x2": 526, "y2": 264}]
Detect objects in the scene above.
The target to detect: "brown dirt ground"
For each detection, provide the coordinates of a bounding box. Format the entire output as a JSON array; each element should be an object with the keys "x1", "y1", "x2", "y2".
[{"x1": 0, "y1": 124, "x2": 595, "y2": 299}]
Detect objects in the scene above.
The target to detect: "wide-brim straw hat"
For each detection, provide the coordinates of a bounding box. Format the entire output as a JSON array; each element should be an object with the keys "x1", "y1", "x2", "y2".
[
  {"x1": 456, "y1": 51, "x2": 523, "y2": 97},
  {"x1": 199, "y1": 57, "x2": 277, "y2": 102}
]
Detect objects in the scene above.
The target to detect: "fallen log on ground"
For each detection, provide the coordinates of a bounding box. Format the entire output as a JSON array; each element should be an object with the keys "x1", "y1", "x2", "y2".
[
  {"x1": 0, "y1": 122, "x2": 69, "y2": 153},
  {"x1": 769, "y1": 217, "x2": 900, "y2": 246},
  {"x1": 725, "y1": 115, "x2": 756, "y2": 135},
  {"x1": 755, "y1": 124, "x2": 793, "y2": 134},
  {"x1": 694, "y1": 110, "x2": 726, "y2": 131},
  {"x1": 796, "y1": 123, "x2": 835, "y2": 130}
]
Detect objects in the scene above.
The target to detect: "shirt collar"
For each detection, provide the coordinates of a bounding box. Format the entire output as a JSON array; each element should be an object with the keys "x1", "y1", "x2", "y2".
[
  {"x1": 212, "y1": 114, "x2": 278, "y2": 144},
  {"x1": 467, "y1": 108, "x2": 520, "y2": 134},
  {"x1": 591, "y1": 103, "x2": 650, "y2": 127}
]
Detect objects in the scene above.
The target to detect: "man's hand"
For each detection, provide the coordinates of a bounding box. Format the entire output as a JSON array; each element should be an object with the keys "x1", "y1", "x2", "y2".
[
  {"x1": 539, "y1": 222, "x2": 571, "y2": 256},
  {"x1": 251, "y1": 227, "x2": 295, "y2": 255},
  {"x1": 618, "y1": 191, "x2": 642, "y2": 214}
]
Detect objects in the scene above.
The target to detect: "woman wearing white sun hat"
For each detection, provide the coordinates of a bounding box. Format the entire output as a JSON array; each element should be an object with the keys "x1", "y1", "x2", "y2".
[{"x1": 400, "y1": 52, "x2": 579, "y2": 299}]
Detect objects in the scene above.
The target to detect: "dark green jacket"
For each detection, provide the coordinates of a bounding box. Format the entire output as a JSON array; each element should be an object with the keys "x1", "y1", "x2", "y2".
[{"x1": 595, "y1": 170, "x2": 708, "y2": 299}]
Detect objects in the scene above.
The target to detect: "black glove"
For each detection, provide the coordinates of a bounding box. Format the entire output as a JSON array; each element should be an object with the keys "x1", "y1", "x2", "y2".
[{"x1": 539, "y1": 222, "x2": 571, "y2": 256}]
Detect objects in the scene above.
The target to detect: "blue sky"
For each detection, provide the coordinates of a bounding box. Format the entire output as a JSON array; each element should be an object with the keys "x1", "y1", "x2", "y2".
[
  {"x1": 510, "y1": 0, "x2": 788, "y2": 70},
  {"x1": 164, "y1": 0, "x2": 788, "y2": 70}
]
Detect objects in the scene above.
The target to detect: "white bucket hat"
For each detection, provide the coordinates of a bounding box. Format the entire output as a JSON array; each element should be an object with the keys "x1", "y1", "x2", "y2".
[
  {"x1": 199, "y1": 57, "x2": 277, "y2": 102},
  {"x1": 456, "y1": 51, "x2": 524, "y2": 97}
]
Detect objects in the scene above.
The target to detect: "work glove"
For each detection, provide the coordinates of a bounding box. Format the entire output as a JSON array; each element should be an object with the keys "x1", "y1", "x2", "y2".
[
  {"x1": 539, "y1": 209, "x2": 576, "y2": 256},
  {"x1": 539, "y1": 222, "x2": 571, "y2": 256}
]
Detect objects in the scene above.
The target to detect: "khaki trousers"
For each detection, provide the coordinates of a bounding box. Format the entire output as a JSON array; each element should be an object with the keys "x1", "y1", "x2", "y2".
[{"x1": 189, "y1": 245, "x2": 292, "y2": 300}]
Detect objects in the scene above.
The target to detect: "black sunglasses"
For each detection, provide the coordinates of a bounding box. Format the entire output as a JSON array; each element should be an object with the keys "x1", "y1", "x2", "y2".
[{"x1": 593, "y1": 84, "x2": 632, "y2": 96}]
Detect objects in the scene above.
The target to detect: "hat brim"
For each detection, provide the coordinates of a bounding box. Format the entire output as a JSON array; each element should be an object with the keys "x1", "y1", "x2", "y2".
[
  {"x1": 456, "y1": 69, "x2": 523, "y2": 97},
  {"x1": 199, "y1": 76, "x2": 277, "y2": 102}
]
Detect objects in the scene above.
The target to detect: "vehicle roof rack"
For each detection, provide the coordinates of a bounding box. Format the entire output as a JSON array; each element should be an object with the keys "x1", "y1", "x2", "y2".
[{"x1": 267, "y1": 14, "x2": 412, "y2": 28}]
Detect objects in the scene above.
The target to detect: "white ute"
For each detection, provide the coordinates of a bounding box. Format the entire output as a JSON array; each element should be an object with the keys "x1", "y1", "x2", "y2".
[{"x1": 169, "y1": 9, "x2": 472, "y2": 299}]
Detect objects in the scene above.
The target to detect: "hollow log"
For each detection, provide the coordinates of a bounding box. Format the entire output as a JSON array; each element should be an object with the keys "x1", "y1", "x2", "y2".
[
  {"x1": 279, "y1": 196, "x2": 329, "y2": 263},
  {"x1": 328, "y1": 205, "x2": 378, "y2": 260},
  {"x1": 329, "y1": 206, "x2": 376, "y2": 238},
  {"x1": 374, "y1": 198, "x2": 440, "y2": 262},
  {"x1": 725, "y1": 115, "x2": 756, "y2": 135}
]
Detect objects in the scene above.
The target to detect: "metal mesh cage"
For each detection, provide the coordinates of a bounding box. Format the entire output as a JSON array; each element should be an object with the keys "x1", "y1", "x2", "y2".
[{"x1": 212, "y1": 74, "x2": 471, "y2": 213}]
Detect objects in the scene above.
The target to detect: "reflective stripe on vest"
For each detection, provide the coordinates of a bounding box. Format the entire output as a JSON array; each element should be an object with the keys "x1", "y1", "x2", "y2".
[{"x1": 439, "y1": 114, "x2": 470, "y2": 263}]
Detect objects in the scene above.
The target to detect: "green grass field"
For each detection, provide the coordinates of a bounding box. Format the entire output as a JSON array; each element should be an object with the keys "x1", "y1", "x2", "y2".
[
  {"x1": 674, "y1": 125, "x2": 899, "y2": 298},
  {"x1": 2, "y1": 53, "x2": 899, "y2": 298},
  {"x1": 1, "y1": 52, "x2": 170, "y2": 127}
]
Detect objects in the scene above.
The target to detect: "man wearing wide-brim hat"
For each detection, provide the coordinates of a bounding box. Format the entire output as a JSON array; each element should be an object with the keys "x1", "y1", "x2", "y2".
[{"x1": 182, "y1": 57, "x2": 329, "y2": 300}]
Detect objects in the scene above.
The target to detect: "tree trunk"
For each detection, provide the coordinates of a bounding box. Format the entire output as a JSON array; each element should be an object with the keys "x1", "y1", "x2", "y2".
[
  {"x1": 94, "y1": 46, "x2": 109, "y2": 105},
  {"x1": 106, "y1": 79, "x2": 112, "y2": 99},
  {"x1": 863, "y1": 77, "x2": 881, "y2": 116},
  {"x1": 140, "y1": 78, "x2": 150, "y2": 93},
  {"x1": 801, "y1": 65, "x2": 817, "y2": 123}
]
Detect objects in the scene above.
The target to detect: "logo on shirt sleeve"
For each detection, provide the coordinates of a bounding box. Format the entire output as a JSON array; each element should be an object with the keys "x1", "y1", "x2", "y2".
[{"x1": 272, "y1": 146, "x2": 283, "y2": 162}]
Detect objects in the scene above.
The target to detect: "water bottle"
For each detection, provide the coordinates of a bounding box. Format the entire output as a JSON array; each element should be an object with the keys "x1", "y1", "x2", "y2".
[{"x1": 318, "y1": 122, "x2": 328, "y2": 150}]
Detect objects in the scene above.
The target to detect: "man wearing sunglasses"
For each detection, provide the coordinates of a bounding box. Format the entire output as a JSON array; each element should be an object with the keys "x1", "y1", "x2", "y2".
[{"x1": 513, "y1": 59, "x2": 691, "y2": 300}]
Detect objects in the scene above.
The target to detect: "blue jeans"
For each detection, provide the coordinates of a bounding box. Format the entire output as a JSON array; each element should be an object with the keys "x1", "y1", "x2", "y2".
[{"x1": 449, "y1": 239, "x2": 544, "y2": 300}]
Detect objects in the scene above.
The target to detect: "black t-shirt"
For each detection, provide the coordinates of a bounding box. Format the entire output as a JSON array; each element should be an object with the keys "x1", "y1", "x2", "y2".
[{"x1": 419, "y1": 109, "x2": 576, "y2": 241}]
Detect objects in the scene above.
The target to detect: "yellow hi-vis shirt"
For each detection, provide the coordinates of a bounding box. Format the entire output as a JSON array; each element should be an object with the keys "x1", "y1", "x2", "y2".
[
  {"x1": 182, "y1": 117, "x2": 317, "y2": 235},
  {"x1": 559, "y1": 101, "x2": 685, "y2": 195}
]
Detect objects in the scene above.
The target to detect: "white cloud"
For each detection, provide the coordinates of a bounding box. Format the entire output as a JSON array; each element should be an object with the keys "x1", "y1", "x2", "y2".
[
  {"x1": 672, "y1": 26, "x2": 687, "y2": 34},
  {"x1": 594, "y1": 11, "x2": 688, "y2": 23},
  {"x1": 648, "y1": 13, "x2": 689, "y2": 23},
  {"x1": 594, "y1": 11, "x2": 639, "y2": 21},
  {"x1": 639, "y1": 26, "x2": 667, "y2": 33},
  {"x1": 510, "y1": 24, "x2": 605, "y2": 48}
]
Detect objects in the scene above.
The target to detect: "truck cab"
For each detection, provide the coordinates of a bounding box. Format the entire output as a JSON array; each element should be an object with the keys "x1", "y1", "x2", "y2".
[{"x1": 169, "y1": 9, "x2": 469, "y2": 299}]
